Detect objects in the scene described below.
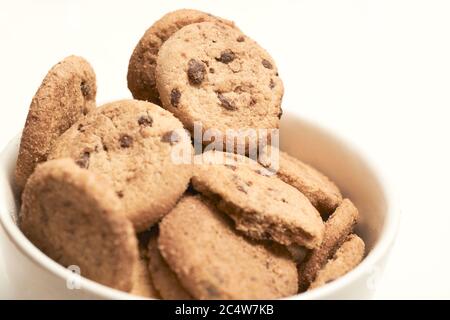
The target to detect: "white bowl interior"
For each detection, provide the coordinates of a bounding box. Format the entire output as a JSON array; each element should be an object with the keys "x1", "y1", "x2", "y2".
[{"x1": 0, "y1": 113, "x2": 394, "y2": 299}]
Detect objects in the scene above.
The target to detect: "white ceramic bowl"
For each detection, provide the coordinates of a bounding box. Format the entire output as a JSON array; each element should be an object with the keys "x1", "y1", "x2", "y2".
[{"x1": 0, "y1": 112, "x2": 399, "y2": 299}]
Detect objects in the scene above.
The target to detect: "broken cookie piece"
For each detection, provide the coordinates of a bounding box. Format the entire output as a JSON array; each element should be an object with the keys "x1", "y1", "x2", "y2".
[{"x1": 192, "y1": 151, "x2": 325, "y2": 249}]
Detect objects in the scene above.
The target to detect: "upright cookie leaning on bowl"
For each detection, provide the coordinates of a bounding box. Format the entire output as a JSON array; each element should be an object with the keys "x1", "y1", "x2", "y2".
[{"x1": 14, "y1": 9, "x2": 366, "y2": 299}]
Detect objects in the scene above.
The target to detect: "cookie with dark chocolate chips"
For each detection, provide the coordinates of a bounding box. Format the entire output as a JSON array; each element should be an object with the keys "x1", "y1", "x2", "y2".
[
  {"x1": 127, "y1": 9, "x2": 235, "y2": 104},
  {"x1": 20, "y1": 158, "x2": 138, "y2": 292},
  {"x1": 158, "y1": 195, "x2": 298, "y2": 299},
  {"x1": 156, "y1": 22, "x2": 283, "y2": 150},
  {"x1": 48, "y1": 99, "x2": 193, "y2": 232},
  {"x1": 191, "y1": 151, "x2": 324, "y2": 249},
  {"x1": 15, "y1": 55, "x2": 97, "y2": 191}
]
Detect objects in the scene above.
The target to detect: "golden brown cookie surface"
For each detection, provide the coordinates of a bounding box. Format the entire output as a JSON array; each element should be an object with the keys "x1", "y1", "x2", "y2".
[
  {"x1": 147, "y1": 235, "x2": 192, "y2": 300},
  {"x1": 299, "y1": 199, "x2": 359, "y2": 290},
  {"x1": 259, "y1": 147, "x2": 343, "y2": 215},
  {"x1": 20, "y1": 159, "x2": 137, "y2": 292},
  {"x1": 309, "y1": 234, "x2": 365, "y2": 290},
  {"x1": 158, "y1": 195, "x2": 298, "y2": 300},
  {"x1": 128, "y1": 9, "x2": 235, "y2": 104},
  {"x1": 15, "y1": 55, "x2": 97, "y2": 190},
  {"x1": 156, "y1": 22, "x2": 283, "y2": 150},
  {"x1": 192, "y1": 151, "x2": 324, "y2": 249},
  {"x1": 48, "y1": 99, "x2": 193, "y2": 231}
]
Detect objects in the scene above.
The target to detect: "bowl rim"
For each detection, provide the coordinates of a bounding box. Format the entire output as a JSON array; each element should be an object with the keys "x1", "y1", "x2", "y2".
[{"x1": 0, "y1": 112, "x2": 400, "y2": 300}]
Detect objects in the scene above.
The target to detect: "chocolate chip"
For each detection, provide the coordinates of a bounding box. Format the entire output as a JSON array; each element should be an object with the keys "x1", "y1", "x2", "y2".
[
  {"x1": 119, "y1": 134, "x2": 133, "y2": 148},
  {"x1": 116, "y1": 191, "x2": 124, "y2": 198},
  {"x1": 209, "y1": 68, "x2": 215, "y2": 73},
  {"x1": 278, "y1": 108, "x2": 283, "y2": 119},
  {"x1": 80, "y1": 81, "x2": 90, "y2": 97},
  {"x1": 224, "y1": 164, "x2": 237, "y2": 171},
  {"x1": 217, "y1": 93, "x2": 237, "y2": 111},
  {"x1": 215, "y1": 50, "x2": 235, "y2": 64},
  {"x1": 77, "y1": 123, "x2": 85, "y2": 132},
  {"x1": 138, "y1": 115, "x2": 153, "y2": 127},
  {"x1": 262, "y1": 59, "x2": 273, "y2": 69},
  {"x1": 161, "y1": 131, "x2": 180, "y2": 145},
  {"x1": 187, "y1": 59, "x2": 206, "y2": 85},
  {"x1": 170, "y1": 88, "x2": 181, "y2": 107},
  {"x1": 75, "y1": 152, "x2": 90, "y2": 169},
  {"x1": 237, "y1": 36, "x2": 245, "y2": 42},
  {"x1": 270, "y1": 78, "x2": 275, "y2": 89}
]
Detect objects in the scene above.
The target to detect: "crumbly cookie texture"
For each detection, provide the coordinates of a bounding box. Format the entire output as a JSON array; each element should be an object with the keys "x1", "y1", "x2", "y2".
[
  {"x1": 128, "y1": 9, "x2": 235, "y2": 105},
  {"x1": 148, "y1": 234, "x2": 193, "y2": 300},
  {"x1": 259, "y1": 147, "x2": 343, "y2": 215},
  {"x1": 156, "y1": 22, "x2": 283, "y2": 150},
  {"x1": 158, "y1": 195, "x2": 298, "y2": 300},
  {"x1": 192, "y1": 151, "x2": 324, "y2": 249},
  {"x1": 48, "y1": 99, "x2": 193, "y2": 232},
  {"x1": 130, "y1": 256, "x2": 159, "y2": 298},
  {"x1": 15, "y1": 55, "x2": 97, "y2": 191},
  {"x1": 130, "y1": 232, "x2": 159, "y2": 298},
  {"x1": 299, "y1": 199, "x2": 359, "y2": 290},
  {"x1": 19, "y1": 158, "x2": 138, "y2": 292},
  {"x1": 309, "y1": 234, "x2": 365, "y2": 290}
]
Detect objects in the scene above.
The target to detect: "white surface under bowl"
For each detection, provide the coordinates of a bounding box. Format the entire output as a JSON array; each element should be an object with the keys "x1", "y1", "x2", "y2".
[{"x1": 0, "y1": 112, "x2": 399, "y2": 299}]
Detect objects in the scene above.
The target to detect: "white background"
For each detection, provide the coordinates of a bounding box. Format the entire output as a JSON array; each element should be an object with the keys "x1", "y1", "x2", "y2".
[{"x1": 0, "y1": 0, "x2": 449, "y2": 299}]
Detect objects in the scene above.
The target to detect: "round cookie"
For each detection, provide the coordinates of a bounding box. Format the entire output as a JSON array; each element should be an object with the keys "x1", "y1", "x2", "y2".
[
  {"x1": 299, "y1": 199, "x2": 359, "y2": 290},
  {"x1": 48, "y1": 99, "x2": 193, "y2": 232},
  {"x1": 156, "y1": 22, "x2": 283, "y2": 149},
  {"x1": 19, "y1": 158, "x2": 138, "y2": 292},
  {"x1": 309, "y1": 234, "x2": 365, "y2": 290},
  {"x1": 147, "y1": 234, "x2": 193, "y2": 300},
  {"x1": 128, "y1": 9, "x2": 235, "y2": 104},
  {"x1": 259, "y1": 147, "x2": 343, "y2": 216},
  {"x1": 15, "y1": 55, "x2": 97, "y2": 191},
  {"x1": 158, "y1": 195, "x2": 298, "y2": 300},
  {"x1": 192, "y1": 151, "x2": 324, "y2": 249}
]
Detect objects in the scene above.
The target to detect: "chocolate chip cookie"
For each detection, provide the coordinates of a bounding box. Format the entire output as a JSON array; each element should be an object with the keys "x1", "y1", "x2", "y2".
[
  {"x1": 259, "y1": 147, "x2": 343, "y2": 215},
  {"x1": 299, "y1": 199, "x2": 359, "y2": 290},
  {"x1": 19, "y1": 158, "x2": 138, "y2": 291},
  {"x1": 156, "y1": 22, "x2": 283, "y2": 150},
  {"x1": 147, "y1": 234, "x2": 192, "y2": 300},
  {"x1": 15, "y1": 55, "x2": 97, "y2": 191},
  {"x1": 48, "y1": 99, "x2": 193, "y2": 232},
  {"x1": 128, "y1": 9, "x2": 235, "y2": 104},
  {"x1": 309, "y1": 234, "x2": 365, "y2": 290},
  {"x1": 192, "y1": 151, "x2": 324, "y2": 249},
  {"x1": 158, "y1": 195, "x2": 298, "y2": 299}
]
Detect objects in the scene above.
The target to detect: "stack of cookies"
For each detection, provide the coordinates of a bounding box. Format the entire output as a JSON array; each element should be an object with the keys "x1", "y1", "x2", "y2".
[{"x1": 15, "y1": 9, "x2": 365, "y2": 299}]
